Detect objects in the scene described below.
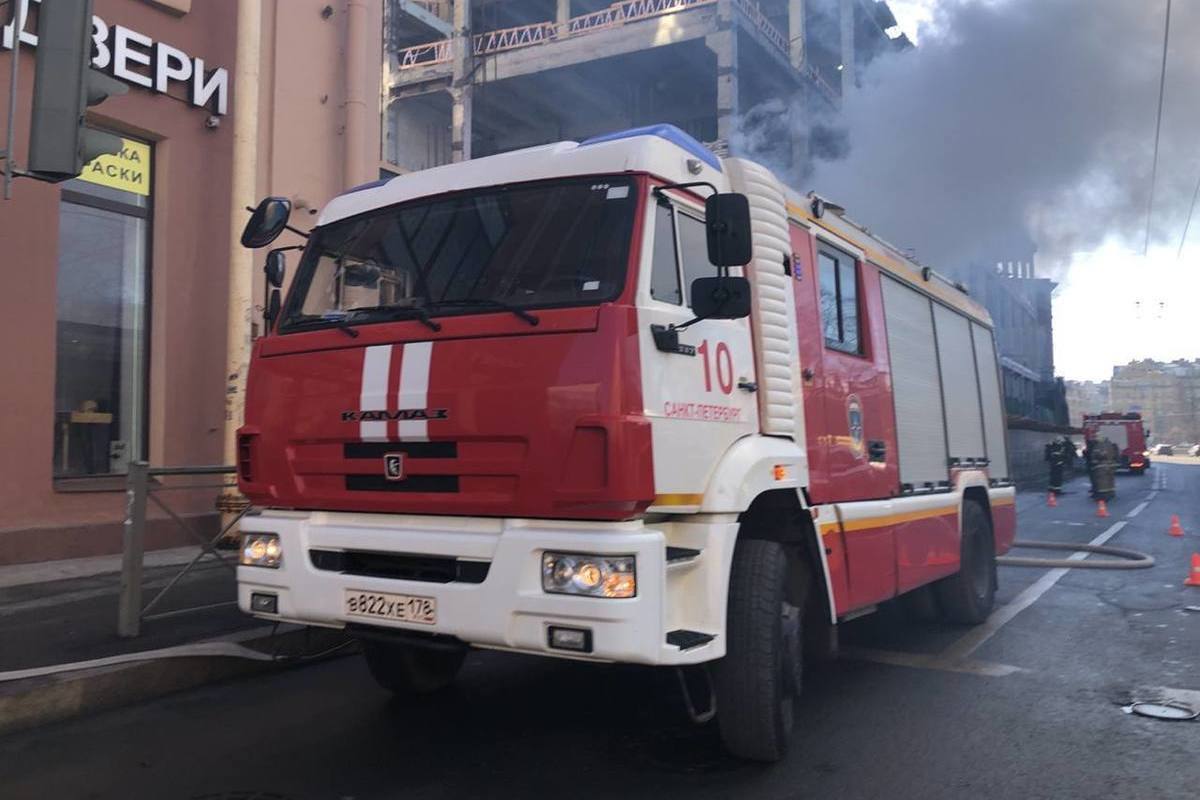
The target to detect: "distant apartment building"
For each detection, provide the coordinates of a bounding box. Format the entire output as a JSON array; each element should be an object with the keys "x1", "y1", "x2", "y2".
[
  {"x1": 965, "y1": 259, "x2": 1067, "y2": 426},
  {"x1": 1110, "y1": 359, "x2": 1200, "y2": 444},
  {"x1": 383, "y1": 0, "x2": 911, "y2": 175},
  {"x1": 1064, "y1": 380, "x2": 1111, "y2": 427}
]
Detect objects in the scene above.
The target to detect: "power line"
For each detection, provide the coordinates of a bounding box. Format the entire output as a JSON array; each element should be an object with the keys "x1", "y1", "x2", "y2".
[
  {"x1": 1178, "y1": 168, "x2": 1200, "y2": 258},
  {"x1": 1143, "y1": 0, "x2": 1172, "y2": 256}
]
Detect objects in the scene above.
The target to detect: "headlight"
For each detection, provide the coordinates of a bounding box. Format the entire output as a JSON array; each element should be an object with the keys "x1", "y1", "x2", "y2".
[
  {"x1": 240, "y1": 533, "x2": 282, "y2": 568},
  {"x1": 541, "y1": 552, "x2": 635, "y2": 598}
]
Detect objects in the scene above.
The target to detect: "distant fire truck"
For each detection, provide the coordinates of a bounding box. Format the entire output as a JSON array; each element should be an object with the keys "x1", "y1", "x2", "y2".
[
  {"x1": 234, "y1": 125, "x2": 1016, "y2": 761},
  {"x1": 1082, "y1": 412, "x2": 1149, "y2": 474}
]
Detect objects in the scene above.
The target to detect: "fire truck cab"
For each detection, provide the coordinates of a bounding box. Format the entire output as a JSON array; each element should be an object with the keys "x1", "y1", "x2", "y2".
[
  {"x1": 1082, "y1": 412, "x2": 1149, "y2": 474},
  {"x1": 235, "y1": 125, "x2": 1016, "y2": 761}
]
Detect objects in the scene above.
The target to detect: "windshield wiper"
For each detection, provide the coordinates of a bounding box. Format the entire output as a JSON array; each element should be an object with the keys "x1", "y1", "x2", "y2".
[
  {"x1": 283, "y1": 315, "x2": 359, "y2": 338},
  {"x1": 428, "y1": 298, "x2": 540, "y2": 326},
  {"x1": 344, "y1": 305, "x2": 442, "y2": 332}
]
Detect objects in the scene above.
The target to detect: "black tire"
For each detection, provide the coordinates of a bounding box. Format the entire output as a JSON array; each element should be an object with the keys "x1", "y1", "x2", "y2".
[
  {"x1": 361, "y1": 640, "x2": 466, "y2": 695},
  {"x1": 713, "y1": 539, "x2": 805, "y2": 762},
  {"x1": 898, "y1": 583, "x2": 940, "y2": 622},
  {"x1": 935, "y1": 501, "x2": 997, "y2": 625}
]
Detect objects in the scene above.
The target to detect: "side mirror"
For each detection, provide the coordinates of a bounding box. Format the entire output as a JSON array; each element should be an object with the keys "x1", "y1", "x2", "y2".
[
  {"x1": 263, "y1": 250, "x2": 286, "y2": 331},
  {"x1": 690, "y1": 276, "x2": 751, "y2": 320},
  {"x1": 265, "y1": 249, "x2": 286, "y2": 288},
  {"x1": 704, "y1": 192, "x2": 752, "y2": 267},
  {"x1": 241, "y1": 196, "x2": 292, "y2": 248},
  {"x1": 265, "y1": 290, "x2": 282, "y2": 327}
]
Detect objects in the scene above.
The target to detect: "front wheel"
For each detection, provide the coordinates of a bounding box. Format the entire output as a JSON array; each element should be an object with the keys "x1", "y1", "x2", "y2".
[
  {"x1": 361, "y1": 639, "x2": 467, "y2": 695},
  {"x1": 713, "y1": 539, "x2": 805, "y2": 762},
  {"x1": 935, "y1": 501, "x2": 997, "y2": 624}
]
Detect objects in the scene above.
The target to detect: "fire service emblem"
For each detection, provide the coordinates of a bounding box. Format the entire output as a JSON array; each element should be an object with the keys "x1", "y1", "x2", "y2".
[{"x1": 383, "y1": 453, "x2": 405, "y2": 481}]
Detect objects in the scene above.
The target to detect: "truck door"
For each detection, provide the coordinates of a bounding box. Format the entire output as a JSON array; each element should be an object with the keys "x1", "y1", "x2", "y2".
[
  {"x1": 638, "y1": 189, "x2": 758, "y2": 504},
  {"x1": 804, "y1": 240, "x2": 899, "y2": 502}
]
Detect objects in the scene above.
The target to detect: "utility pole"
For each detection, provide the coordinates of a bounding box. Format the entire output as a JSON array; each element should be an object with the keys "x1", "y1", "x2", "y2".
[{"x1": 219, "y1": 0, "x2": 262, "y2": 532}]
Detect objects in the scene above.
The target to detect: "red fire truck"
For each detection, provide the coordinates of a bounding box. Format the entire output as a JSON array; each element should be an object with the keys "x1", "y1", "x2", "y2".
[
  {"x1": 235, "y1": 125, "x2": 1016, "y2": 761},
  {"x1": 1082, "y1": 412, "x2": 1149, "y2": 474}
]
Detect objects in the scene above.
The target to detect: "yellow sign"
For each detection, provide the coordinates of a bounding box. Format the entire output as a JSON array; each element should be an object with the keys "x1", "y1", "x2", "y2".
[{"x1": 79, "y1": 139, "x2": 151, "y2": 197}]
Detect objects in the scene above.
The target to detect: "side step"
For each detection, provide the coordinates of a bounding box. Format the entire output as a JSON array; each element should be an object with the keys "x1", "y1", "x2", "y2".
[
  {"x1": 666, "y1": 629, "x2": 715, "y2": 651},
  {"x1": 666, "y1": 546, "x2": 701, "y2": 565}
]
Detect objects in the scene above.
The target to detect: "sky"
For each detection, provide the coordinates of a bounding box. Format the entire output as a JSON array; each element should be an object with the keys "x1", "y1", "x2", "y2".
[{"x1": 813, "y1": 0, "x2": 1200, "y2": 382}]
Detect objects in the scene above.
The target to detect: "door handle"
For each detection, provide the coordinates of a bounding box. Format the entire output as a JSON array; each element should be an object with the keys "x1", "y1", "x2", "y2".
[
  {"x1": 868, "y1": 440, "x2": 887, "y2": 462},
  {"x1": 802, "y1": 367, "x2": 815, "y2": 381},
  {"x1": 650, "y1": 324, "x2": 696, "y2": 356}
]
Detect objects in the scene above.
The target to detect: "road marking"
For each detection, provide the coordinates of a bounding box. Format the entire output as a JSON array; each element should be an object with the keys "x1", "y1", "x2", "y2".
[
  {"x1": 1126, "y1": 501, "x2": 1150, "y2": 518},
  {"x1": 842, "y1": 646, "x2": 1024, "y2": 677},
  {"x1": 938, "y1": 520, "x2": 1128, "y2": 663}
]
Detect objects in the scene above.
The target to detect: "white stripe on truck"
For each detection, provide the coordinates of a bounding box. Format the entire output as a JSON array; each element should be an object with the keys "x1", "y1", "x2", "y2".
[
  {"x1": 396, "y1": 341, "x2": 433, "y2": 441},
  {"x1": 359, "y1": 344, "x2": 392, "y2": 441}
]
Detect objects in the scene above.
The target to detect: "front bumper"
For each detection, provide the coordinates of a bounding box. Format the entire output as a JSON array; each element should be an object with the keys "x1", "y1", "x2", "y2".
[{"x1": 238, "y1": 509, "x2": 735, "y2": 665}]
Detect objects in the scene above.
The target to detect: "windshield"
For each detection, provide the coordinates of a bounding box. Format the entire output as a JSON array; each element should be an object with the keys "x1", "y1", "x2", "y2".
[{"x1": 280, "y1": 176, "x2": 638, "y2": 332}]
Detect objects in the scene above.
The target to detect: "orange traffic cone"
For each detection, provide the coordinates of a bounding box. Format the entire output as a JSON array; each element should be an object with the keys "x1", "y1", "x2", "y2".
[
  {"x1": 1096, "y1": 499, "x2": 1109, "y2": 518},
  {"x1": 1185, "y1": 554, "x2": 1200, "y2": 587},
  {"x1": 1047, "y1": 492, "x2": 1058, "y2": 508},
  {"x1": 1169, "y1": 515, "x2": 1185, "y2": 538}
]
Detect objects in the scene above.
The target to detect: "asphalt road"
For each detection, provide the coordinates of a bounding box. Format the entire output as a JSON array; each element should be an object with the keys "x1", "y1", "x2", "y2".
[{"x1": 3, "y1": 463, "x2": 1199, "y2": 800}]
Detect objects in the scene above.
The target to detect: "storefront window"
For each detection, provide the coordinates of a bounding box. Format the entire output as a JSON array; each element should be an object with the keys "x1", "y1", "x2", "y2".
[{"x1": 52, "y1": 141, "x2": 151, "y2": 477}]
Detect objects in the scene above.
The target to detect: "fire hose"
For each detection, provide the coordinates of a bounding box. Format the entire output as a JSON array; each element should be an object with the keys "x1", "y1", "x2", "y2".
[{"x1": 997, "y1": 540, "x2": 1154, "y2": 569}]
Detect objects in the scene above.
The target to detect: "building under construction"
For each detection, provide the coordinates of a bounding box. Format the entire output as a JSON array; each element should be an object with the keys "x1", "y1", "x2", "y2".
[{"x1": 384, "y1": 0, "x2": 909, "y2": 175}]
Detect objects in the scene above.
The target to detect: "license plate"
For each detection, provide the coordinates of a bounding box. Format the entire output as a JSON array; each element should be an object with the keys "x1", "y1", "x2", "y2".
[{"x1": 344, "y1": 589, "x2": 437, "y2": 625}]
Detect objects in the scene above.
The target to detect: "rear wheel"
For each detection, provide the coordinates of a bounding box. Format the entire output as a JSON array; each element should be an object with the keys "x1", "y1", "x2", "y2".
[
  {"x1": 361, "y1": 639, "x2": 467, "y2": 695},
  {"x1": 935, "y1": 501, "x2": 997, "y2": 625},
  {"x1": 713, "y1": 539, "x2": 805, "y2": 762}
]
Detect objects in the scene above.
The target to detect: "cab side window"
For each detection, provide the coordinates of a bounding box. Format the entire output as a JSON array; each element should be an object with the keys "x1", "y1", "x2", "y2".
[
  {"x1": 676, "y1": 212, "x2": 710, "y2": 306},
  {"x1": 650, "y1": 204, "x2": 682, "y2": 304},
  {"x1": 819, "y1": 249, "x2": 861, "y2": 354}
]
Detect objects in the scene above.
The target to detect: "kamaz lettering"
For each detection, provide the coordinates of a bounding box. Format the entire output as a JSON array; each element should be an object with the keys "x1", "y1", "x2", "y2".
[{"x1": 340, "y1": 409, "x2": 448, "y2": 422}]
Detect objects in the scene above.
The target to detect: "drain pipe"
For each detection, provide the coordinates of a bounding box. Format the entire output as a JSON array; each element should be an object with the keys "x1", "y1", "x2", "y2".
[
  {"x1": 344, "y1": 0, "x2": 370, "y2": 188},
  {"x1": 219, "y1": 0, "x2": 263, "y2": 529}
]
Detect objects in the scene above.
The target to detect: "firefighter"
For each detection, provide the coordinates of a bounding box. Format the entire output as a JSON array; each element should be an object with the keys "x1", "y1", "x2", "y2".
[
  {"x1": 1045, "y1": 438, "x2": 1067, "y2": 494},
  {"x1": 1062, "y1": 436, "x2": 1078, "y2": 476},
  {"x1": 1086, "y1": 436, "x2": 1117, "y2": 500}
]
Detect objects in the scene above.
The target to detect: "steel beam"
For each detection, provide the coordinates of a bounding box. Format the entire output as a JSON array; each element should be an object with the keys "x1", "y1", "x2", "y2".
[{"x1": 396, "y1": 0, "x2": 453, "y2": 37}]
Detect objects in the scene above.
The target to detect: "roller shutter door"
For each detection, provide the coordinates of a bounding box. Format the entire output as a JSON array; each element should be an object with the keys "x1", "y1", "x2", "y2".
[
  {"x1": 971, "y1": 323, "x2": 1009, "y2": 479},
  {"x1": 881, "y1": 275, "x2": 949, "y2": 487},
  {"x1": 933, "y1": 303, "x2": 986, "y2": 462}
]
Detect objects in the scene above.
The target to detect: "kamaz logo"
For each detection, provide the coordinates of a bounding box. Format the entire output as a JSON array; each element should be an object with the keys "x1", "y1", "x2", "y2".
[{"x1": 341, "y1": 408, "x2": 449, "y2": 422}]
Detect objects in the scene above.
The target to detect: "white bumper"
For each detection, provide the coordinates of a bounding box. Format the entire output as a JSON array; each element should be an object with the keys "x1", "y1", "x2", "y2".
[{"x1": 237, "y1": 509, "x2": 736, "y2": 666}]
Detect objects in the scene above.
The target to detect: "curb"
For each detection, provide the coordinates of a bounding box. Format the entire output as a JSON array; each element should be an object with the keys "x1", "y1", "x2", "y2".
[{"x1": 0, "y1": 625, "x2": 354, "y2": 738}]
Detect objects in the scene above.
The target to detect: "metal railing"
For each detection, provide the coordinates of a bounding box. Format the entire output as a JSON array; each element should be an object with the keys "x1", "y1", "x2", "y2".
[
  {"x1": 395, "y1": 0, "x2": 718, "y2": 69},
  {"x1": 805, "y1": 62, "x2": 841, "y2": 105},
  {"x1": 117, "y1": 462, "x2": 244, "y2": 638},
  {"x1": 565, "y1": 0, "x2": 716, "y2": 36},
  {"x1": 731, "y1": 0, "x2": 789, "y2": 57},
  {"x1": 473, "y1": 19, "x2": 559, "y2": 56}
]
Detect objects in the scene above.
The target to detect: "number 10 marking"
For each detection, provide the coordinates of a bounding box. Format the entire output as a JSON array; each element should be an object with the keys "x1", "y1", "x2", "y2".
[{"x1": 697, "y1": 340, "x2": 734, "y2": 395}]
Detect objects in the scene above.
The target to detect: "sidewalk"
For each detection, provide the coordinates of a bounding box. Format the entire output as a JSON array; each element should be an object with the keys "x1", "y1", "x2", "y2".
[
  {"x1": 0, "y1": 546, "x2": 352, "y2": 737},
  {"x1": 0, "y1": 546, "x2": 258, "y2": 672}
]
